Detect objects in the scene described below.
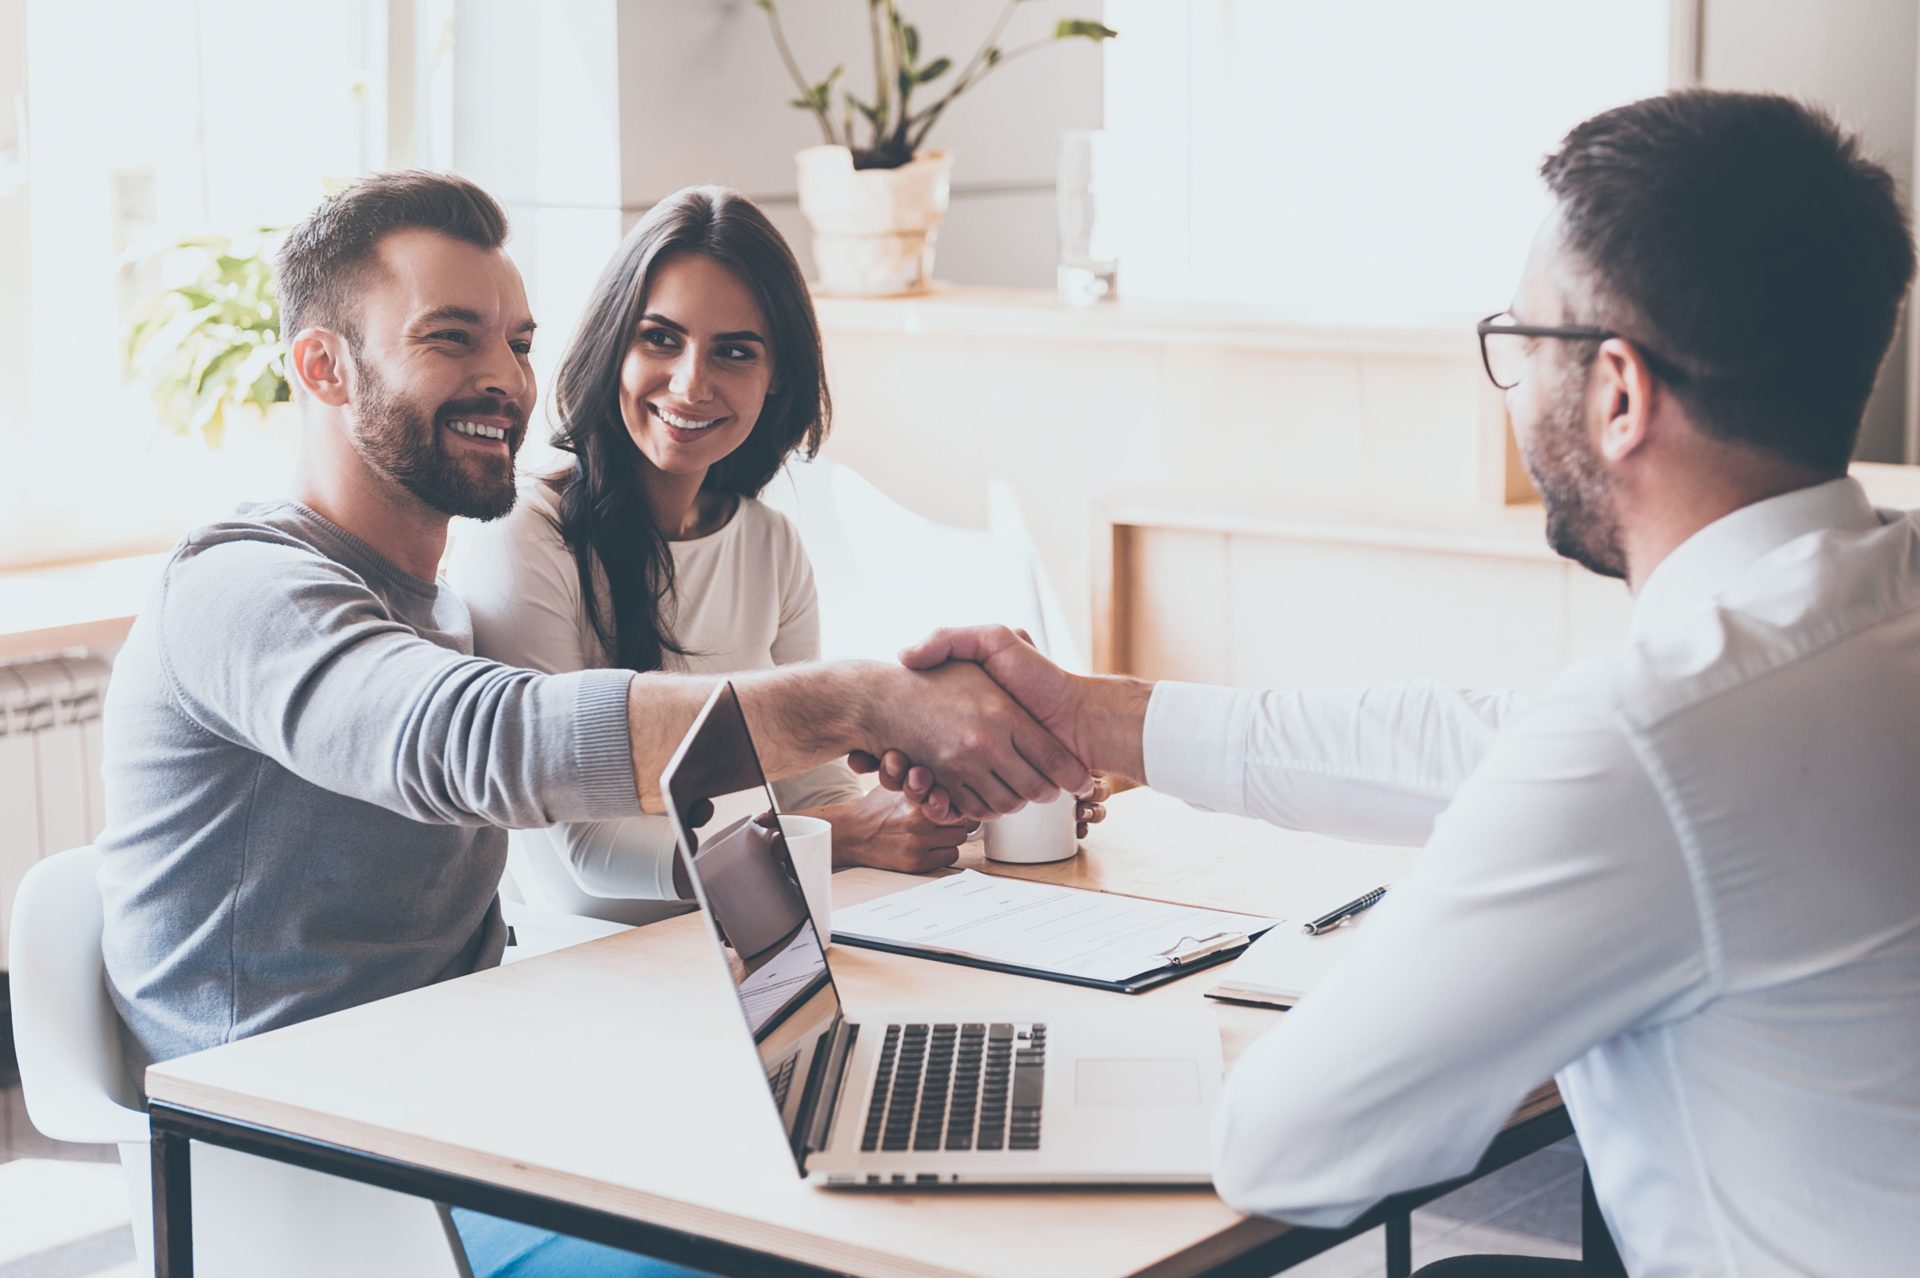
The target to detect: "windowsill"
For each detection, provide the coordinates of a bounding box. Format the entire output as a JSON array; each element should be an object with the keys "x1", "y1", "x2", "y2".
[
  {"x1": 0, "y1": 550, "x2": 168, "y2": 663},
  {"x1": 812, "y1": 284, "x2": 1478, "y2": 356}
]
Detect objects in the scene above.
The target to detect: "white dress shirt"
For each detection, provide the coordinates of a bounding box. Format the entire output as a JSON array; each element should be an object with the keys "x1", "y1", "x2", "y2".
[
  {"x1": 447, "y1": 480, "x2": 864, "y2": 923},
  {"x1": 1145, "y1": 479, "x2": 1920, "y2": 1276}
]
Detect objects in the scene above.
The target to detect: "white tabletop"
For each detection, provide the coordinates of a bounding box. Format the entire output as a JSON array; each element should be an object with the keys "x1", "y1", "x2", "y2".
[{"x1": 146, "y1": 787, "x2": 1555, "y2": 1278}]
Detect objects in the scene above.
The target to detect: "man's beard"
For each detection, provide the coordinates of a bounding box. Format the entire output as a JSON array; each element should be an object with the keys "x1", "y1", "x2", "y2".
[
  {"x1": 347, "y1": 351, "x2": 523, "y2": 521},
  {"x1": 1522, "y1": 360, "x2": 1628, "y2": 581}
]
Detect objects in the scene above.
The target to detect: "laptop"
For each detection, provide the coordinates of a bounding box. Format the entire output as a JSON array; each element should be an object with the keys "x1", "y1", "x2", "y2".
[{"x1": 661, "y1": 681, "x2": 1224, "y2": 1188}]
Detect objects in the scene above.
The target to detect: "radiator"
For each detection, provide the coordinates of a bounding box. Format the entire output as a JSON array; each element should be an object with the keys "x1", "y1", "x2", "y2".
[{"x1": 0, "y1": 653, "x2": 112, "y2": 970}]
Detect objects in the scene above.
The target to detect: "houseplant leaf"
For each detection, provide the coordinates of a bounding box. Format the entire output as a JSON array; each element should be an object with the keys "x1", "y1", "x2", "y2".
[
  {"x1": 1054, "y1": 19, "x2": 1118, "y2": 40},
  {"x1": 124, "y1": 228, "x2": 290, "y2": 443}
]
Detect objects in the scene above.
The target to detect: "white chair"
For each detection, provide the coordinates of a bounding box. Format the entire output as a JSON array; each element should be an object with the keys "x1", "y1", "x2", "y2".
[
  {"x1": 8, "y1": 845, "x2": 473, "y2": 1277},
  {"x1": 763, "y1": 453, "x2": 1086, "y2": 672},
  {"x1": 497, "y1": 873, "x2": 644, "y2": 958}
]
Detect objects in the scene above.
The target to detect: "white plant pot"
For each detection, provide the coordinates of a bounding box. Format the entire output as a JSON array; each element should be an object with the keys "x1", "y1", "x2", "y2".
[{"x1": 795, "y1": 146, "x2": 952, "y2": 297}]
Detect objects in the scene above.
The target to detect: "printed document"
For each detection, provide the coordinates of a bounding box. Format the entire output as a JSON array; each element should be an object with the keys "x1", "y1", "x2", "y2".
[{"x1": 832, "y1": 870, "x2": 1278, "y2": 982}]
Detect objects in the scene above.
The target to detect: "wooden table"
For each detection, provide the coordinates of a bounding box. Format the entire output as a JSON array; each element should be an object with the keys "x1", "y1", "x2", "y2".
[{"x1": 144, "y1": 787, "x2": 1575, "y2": 1278}]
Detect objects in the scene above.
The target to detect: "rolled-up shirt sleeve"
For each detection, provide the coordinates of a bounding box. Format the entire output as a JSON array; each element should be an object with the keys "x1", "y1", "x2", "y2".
[
  {"x1": 1208, "y1": 688, "x2": 1709, "y2": 1226},
  {"x1": 1144, "y1": 680, "x2": 1521, "y2": 845}
]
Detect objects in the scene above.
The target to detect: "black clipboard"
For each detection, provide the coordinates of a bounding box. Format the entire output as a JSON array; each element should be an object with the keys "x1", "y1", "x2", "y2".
[{"x1": 833, "y1": 926, "x2": 1272, "y2": 994}]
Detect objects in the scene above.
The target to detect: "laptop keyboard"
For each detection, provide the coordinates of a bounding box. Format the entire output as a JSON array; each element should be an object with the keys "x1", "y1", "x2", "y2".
[
  {"x1": 769, "y1": 1052, "x2": 798, "y2": 1112},
  {"x1": 861, "y1": 1021, "x2": 1047, "y2": 1154}
]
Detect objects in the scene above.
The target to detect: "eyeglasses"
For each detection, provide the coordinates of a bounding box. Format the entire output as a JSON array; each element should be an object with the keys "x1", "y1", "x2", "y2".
[
  {"x1": 1476, "y1": 311, "x2": 1618, "y2": 390},
  {"x1": 1476, "y1": 310, "x2": 1701, "y2": 393}
]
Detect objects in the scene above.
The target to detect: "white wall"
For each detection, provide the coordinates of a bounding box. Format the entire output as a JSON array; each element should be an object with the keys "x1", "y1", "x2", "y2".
[
  {"x1": 0, "y1": 0, "x2": 30, "y2": 551},
  {"x1": 1697, "y1": 0, "x2": 1919, "y2": 462}
]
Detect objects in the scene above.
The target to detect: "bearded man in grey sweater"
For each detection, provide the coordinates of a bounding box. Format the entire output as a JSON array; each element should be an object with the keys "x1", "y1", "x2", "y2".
[
  {"x1": 98, "y1": 171, "x2": 1091, "y2": 1278},
  {"x1": 97, "y1": 170, "x2": 1086, "y2": 1071}
]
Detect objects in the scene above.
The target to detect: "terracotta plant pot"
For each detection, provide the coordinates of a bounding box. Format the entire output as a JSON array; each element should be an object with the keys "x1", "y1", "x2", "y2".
[{"x1": 795, "y1": 146, "x2": 953, "y2": 297}]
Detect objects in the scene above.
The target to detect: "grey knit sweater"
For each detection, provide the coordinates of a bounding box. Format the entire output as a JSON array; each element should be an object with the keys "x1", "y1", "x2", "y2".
[{"x1": 97, "y1": 502, "x2": 640, "y2": 1065}]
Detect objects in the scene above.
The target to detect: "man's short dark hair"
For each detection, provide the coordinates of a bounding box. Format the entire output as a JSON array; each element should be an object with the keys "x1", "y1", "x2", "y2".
[
  {"x1": 276, "y1": 170, "x2": 509, "y2": 347},
  {"x1": 1542, "y1": 90, "x2": 1915, "y2": 474}
]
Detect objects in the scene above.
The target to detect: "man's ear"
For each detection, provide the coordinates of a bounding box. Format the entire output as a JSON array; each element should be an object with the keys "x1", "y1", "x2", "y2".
[
  {"x1": 289, "y1": 328, "x2": 353, "y2": 408},
  {"x1": 1594, "y1": 337, "x2": 1655, "y2": 463}
]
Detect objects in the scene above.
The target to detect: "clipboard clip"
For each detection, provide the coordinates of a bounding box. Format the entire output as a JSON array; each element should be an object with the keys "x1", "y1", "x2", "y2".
[{"x1": 1155, "y1": 931, "x2": 1250, "y2": 967}]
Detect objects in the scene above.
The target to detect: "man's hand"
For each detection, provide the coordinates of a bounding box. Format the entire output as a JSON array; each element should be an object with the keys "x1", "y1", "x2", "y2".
[
  {"x1": 853, "y1": 751, "x2": 1114, "y2": 831},
  {"x1": 856, "y1": 659, "x2": 1093, "y2": 821},
  {"x1": 897, "y1": 626, "x2": 1086, "y2": 756},
  {"x1": 878, "y1": 626, "x2": 1154, "y2": 792},
  {"x1": 1074, "y1": 775, "x2": 1112, "y2": 838}
]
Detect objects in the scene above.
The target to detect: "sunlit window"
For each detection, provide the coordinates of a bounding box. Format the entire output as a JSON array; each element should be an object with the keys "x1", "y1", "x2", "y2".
[
  {"x1": 0, "y1": 0, "x2": 431, "y2": 568},
  {"x1": 1101, "y1": 0, "x2": 1673, "y2": 322}
]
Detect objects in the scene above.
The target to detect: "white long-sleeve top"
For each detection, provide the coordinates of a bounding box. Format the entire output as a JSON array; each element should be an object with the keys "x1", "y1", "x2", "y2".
[
  {"x1": 447, "y1": 479, "x2": 864, "y2": 922},
  {"x1": 1149, "y1": 478, "x2": 1920, "y2": 1277}
]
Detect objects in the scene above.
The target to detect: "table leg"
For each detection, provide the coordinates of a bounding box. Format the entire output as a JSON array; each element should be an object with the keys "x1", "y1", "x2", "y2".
[
  {"x1": 1385, "y1": 1210, "x2": 1413, "y2": 1278},
  {"x1": 1582, "y1": 1165, "x2": 1625, "y2": 1278},
  {"x1": 151, "y1": 1125, "x2": 194, "y2": 1278}
]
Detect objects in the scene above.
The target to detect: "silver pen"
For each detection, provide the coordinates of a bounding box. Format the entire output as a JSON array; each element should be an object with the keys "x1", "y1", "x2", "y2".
[{"x1": 1302, "y1": 885, "x2": 1389, "y2": 935}]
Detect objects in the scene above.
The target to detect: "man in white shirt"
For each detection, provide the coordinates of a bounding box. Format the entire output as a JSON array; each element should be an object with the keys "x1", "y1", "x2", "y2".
[{"x1": 889, "y1": 91, "x2": 1920, "y2": 1275}]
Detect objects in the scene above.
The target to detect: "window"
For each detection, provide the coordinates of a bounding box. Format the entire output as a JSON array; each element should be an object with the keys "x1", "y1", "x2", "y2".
[
  {"x1": 1101, "y1": 1, "x2": 1675, "y2": 321},
  {"x1": 0, "y1": 0, "x2": 451, "y2": 569}
]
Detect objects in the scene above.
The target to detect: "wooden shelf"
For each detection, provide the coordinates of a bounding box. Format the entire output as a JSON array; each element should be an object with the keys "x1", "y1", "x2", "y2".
[{"x1": 813, "y1": 284, "x2": 1479, "y2": 356}]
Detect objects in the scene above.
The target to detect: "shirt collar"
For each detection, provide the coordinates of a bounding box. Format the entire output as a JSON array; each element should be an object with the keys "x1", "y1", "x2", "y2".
[{"x1": 1630, "y1": 477, "x2": 1884, "y2": 635}]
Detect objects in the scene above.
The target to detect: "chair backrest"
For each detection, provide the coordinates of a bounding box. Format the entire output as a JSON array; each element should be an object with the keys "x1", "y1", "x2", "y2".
[
  {"x1": 7, "y1": 845, "x2": 148, "y2": 1144},
  {"x1": 9, "y1": 845, "x2": 474, "y2": 1277},
  {"x1": 763, "y1": 454, "x2": 1084, "y2": 670},
  {"x1": 497, "y1": 841, "x2": 655, "y2": 950}
]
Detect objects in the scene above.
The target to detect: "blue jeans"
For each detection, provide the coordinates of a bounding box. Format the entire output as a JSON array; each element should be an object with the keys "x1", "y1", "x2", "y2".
[{"x1": 450, "y1": 1207, "x2": 714, "y2": 1278}]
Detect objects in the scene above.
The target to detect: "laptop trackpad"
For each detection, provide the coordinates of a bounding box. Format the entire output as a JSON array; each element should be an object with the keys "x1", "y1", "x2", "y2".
[{"x1": 1076, "y1": 1058, "x2": 1202, "y2": 1107}]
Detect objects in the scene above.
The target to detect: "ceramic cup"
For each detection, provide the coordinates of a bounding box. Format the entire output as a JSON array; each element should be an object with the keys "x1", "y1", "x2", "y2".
[
  {"x1": 982, "y1": 792, "x2": 1079, "y2": 864},
  {"x1": 778, "y1": 814, "x2": 834, "y2": 944}
]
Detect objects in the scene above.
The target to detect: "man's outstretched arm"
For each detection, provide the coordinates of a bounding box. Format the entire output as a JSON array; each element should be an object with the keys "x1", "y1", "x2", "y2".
[
  {"x1": 890, "y1": 626, "x2": 1518, "y2": 842},
  {"x1": 155, "y1": 542, "x2": 1088, "y2": 832},
  {"x1": 626, "y1": 656, "x2": 1094, "y2": 820}
]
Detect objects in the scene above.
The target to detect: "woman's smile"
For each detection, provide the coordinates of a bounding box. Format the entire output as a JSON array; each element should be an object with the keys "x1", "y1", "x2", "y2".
[{"x1": 650, "y1": 402, "x2": 730, "y2": 439}]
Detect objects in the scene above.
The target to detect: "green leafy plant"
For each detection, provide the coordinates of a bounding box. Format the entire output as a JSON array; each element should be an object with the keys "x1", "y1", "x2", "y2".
[
  {"x1": 124, "y1": 228, "x2": 290, "y2": 447},
  {"x1": 756, "y1": 0, "x2": 1117, "y2": 171}
]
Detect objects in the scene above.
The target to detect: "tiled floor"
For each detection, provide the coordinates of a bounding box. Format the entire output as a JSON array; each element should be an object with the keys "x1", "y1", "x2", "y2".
[
  {"x1": 1281, "y1": 1138, "x2": 1585, "y2": 1276},
  {"x1": 1, "y1": 1005, "x2": 141, "y2": 1278},
  {"x1": 1, "y1": 998, "x2": 1585, "y2": 1277}
]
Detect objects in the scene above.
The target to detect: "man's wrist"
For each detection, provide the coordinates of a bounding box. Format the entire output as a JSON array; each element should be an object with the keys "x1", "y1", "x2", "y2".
[
  {"x1": 1067, "y1": 673, "x2": 1154, "y2": 783},
  {"x1": 833, "y1": 660, "x2": 902, "y2": 757}
]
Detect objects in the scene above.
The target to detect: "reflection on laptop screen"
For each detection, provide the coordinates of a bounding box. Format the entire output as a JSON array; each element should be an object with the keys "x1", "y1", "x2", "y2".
[{"x1": 662, "y1": 683, "x2": 842, "y2": 1167}]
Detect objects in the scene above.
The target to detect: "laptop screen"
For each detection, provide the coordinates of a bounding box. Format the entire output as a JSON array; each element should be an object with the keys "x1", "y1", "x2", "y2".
[{"x1": 662, "y1": 682, "x2": 843, "y2": 1168}]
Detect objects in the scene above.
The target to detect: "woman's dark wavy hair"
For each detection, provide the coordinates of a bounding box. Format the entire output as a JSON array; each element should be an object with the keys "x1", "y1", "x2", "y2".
[{"x1": 546, "y1": 186, "x2": 830, "y2": 672}]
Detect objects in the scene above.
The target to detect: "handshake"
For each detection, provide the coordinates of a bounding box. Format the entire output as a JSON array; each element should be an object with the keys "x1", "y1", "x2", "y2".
[{"x1": 846, "y1": 624, "x2": 1151, "y2": 824}]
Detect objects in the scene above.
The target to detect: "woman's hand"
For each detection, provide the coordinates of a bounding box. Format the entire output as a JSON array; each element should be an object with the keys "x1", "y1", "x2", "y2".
[
  {"x1": 808, "y1": 789, "x2": 980, "y2": 875},
  {"x1": 1075, "y1": 775, "x2": 1112, "y2": 838}
]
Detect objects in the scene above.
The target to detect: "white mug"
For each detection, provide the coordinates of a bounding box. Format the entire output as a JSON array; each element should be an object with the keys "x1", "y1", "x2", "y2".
[
  {"x1": 983, "y1": 792, "x2": 1079, "y2": 864},
  {"x1": 777, "y1": 814, "x2": 834, "y2": 944}
]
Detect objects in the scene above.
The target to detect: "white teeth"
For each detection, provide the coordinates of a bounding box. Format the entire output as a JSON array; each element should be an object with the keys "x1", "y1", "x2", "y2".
[
  {"x1": 447, "y1": 419, "x2": 507, "y2": 441},
  {"x1": 656, "y1": 405, "x2": 721, "y2": 431}
]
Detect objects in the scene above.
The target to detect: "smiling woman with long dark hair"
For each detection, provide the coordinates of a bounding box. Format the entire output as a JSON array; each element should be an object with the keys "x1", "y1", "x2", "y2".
[{"x1": 447, "y1": 186, "x2": 981, "y2": 923}]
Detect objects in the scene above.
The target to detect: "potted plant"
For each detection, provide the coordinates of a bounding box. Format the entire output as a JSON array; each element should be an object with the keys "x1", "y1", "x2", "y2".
[
  {"x1": 756, "y1": 0, "x2": 1116, "y2": 296},
  {"x1": 124, "y1": 227, "x2": 291, "y2": 447}
]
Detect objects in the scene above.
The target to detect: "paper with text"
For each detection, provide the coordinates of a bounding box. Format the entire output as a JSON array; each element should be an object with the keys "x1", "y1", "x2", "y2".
[
  {"x1": 833, "y1": 870, "x2": 1279, "y2": 982},
  {"x1": 738, "y1": 927, "x2": 828, "y2": 1033}
]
